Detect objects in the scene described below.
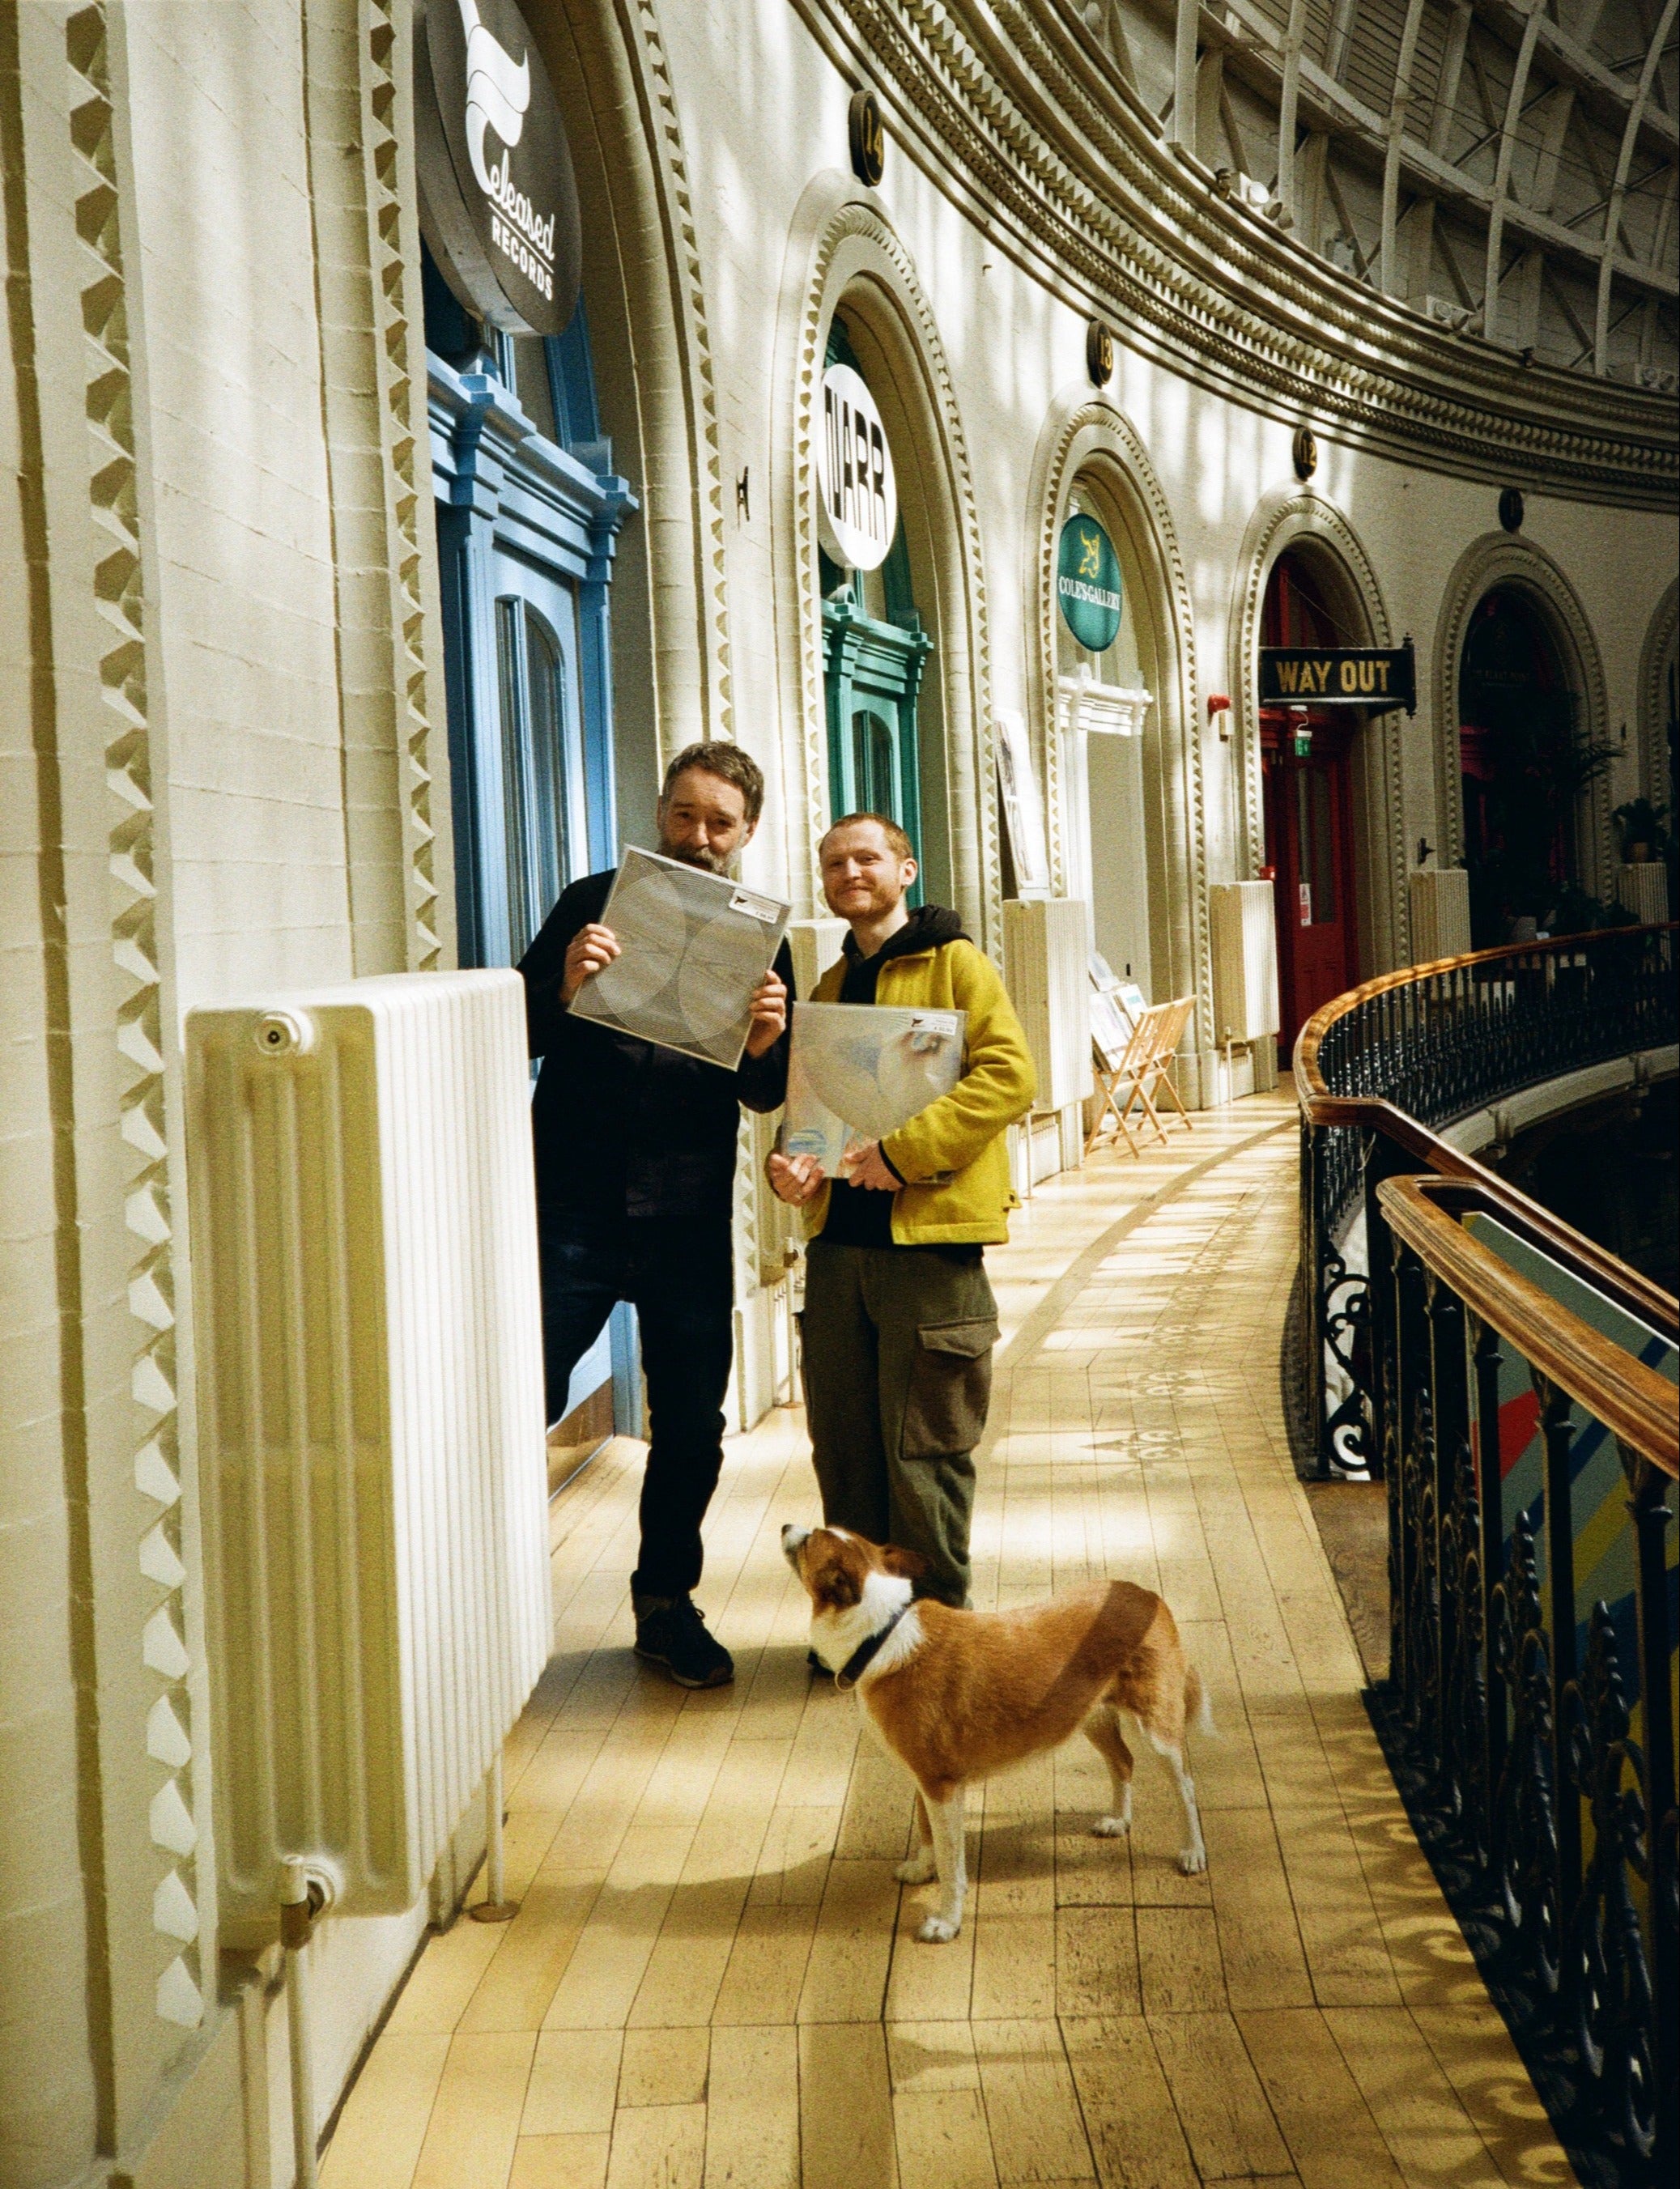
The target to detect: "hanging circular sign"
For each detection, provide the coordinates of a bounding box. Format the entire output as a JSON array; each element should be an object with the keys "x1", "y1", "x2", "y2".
[
  {"x1": 415, "y1": 0, "x2": 581, "y2": 337},
  {"x1": 1057, "y1": 513, "x2": 1122, "y2": 652},
  {"x1": 815, "y1": 363, "x2": 898, "y2": 571}
]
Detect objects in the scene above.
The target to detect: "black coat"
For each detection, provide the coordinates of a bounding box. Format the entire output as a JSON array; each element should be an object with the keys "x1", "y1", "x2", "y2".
[{"x1": 518, "y1": 868, "x2": 793, "y2": 1228}]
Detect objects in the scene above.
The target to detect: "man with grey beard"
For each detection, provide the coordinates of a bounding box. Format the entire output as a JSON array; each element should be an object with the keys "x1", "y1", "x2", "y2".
[{"x1": 519, "y1": 742, "x2": 793, "y2": 1688}]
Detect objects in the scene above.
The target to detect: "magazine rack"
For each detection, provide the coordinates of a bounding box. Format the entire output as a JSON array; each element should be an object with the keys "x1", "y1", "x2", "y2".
[{"x1": 1085, "y1": 996, "x2": 1195, "y2": 1157}]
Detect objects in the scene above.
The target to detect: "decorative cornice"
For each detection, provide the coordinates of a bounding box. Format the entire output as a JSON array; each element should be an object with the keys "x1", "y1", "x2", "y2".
[
  {"x1": 1638, "y1": 581, "x2": 1678, "y2": 805},
  {"x1": 794, "y1": 0, "x2": 1678, "y2": 509},
  {"x1": 367, "y1": 0, "x2": 443, "y2": 971},
  {"x1": 619, "y1": 0, "x2": 735, "y2": 745},
  {"x1": 65, "y1": 0, "x2": 202, "y2": 2036}
]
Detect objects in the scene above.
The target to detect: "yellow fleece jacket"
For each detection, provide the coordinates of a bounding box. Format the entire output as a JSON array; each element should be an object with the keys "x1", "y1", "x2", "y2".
[{"x1": 801, "y1": 937, "x2": 1036, "y2": 1246}]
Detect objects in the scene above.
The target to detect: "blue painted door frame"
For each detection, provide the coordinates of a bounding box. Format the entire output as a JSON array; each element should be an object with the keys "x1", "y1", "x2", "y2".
[
  {"x1": 428, "y1": 353, "x2": 633, "y2": 964},
  {"x1": 428, "y1": 343, "x2": 640, "y2": 1436}
]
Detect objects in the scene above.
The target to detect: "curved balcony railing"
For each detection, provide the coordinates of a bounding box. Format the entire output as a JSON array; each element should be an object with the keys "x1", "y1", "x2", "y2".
[
  {"x1": 1296, "y1": 924, "x2": 1678, "y2": 1477},
  {"x1": 1293, "y1": 924, "x2": 1678, "y2": 2183}
]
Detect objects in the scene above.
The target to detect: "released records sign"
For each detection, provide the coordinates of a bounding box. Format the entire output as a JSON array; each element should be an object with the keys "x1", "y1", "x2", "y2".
[
  {"x1": 416, "y1": 0, "x2": 581, "y2": 336},
  {"x1": 1259, "y1": 643, "x2": 1416, "y2": 712}
]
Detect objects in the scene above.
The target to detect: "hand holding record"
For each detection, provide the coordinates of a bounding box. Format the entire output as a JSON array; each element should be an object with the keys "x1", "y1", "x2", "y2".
[{"x1": 560, "y1": 923, "x2": 620, "y2": 1003}]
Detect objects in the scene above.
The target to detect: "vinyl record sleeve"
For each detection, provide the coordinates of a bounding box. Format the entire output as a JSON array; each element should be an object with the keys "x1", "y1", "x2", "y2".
[
  {"x1": 1091, "y1": 988, "x2": 1134, "y2": 1073},
  {"x1": 568, "y1": 846, "x2": 791, "y2": 1069},
  {"x1": 783, "y1": 1001, "x2": 967, "y2": 1175}
]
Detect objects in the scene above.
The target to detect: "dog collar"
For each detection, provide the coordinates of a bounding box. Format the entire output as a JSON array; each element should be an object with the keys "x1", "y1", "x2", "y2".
[{"x1": 835, "y1": 1604, "x2": 909, "y2": 1691}]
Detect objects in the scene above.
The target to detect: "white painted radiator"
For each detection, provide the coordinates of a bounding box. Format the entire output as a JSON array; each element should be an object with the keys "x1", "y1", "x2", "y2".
[
  {"x1": 1209, "y1": 882, "x2": 1280, "y2": 1043},
  {"x1": 185, "y1": 973, "x2": 551, "y2": 1936},
  {"x1": 1003, "y1": 895, "x2": 1093, "y2": 1113},
  {"x1": 1408, "y1": 866, "x2": 1472, "y2": 961}
]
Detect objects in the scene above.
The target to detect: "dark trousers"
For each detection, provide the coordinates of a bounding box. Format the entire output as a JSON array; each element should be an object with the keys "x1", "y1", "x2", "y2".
[
  {"x1": 538, "y1": 1207, "x2": 734, "y2": 1600},
  {"x1": 800, "y1": 1241, "x2": 999, "y2": 1608}
]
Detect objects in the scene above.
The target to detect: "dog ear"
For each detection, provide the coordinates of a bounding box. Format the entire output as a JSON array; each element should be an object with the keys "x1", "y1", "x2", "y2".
[
  {"x1": 815, "y1": 1560, "x2": 861, "y2": 1611},
  {"x1": 878, "y1": 1543, "x2": 928, "y2": 1581}
]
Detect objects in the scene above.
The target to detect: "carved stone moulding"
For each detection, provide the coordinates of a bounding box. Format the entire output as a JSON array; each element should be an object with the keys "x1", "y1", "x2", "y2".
[{"x1": 796, "y1": 0, "x2": 1678, "y2": 510}]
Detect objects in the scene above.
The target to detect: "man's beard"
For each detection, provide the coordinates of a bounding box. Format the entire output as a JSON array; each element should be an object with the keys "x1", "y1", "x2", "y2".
[{"x1": 657, "y1": 837, "x2": 731, "y2": 874}]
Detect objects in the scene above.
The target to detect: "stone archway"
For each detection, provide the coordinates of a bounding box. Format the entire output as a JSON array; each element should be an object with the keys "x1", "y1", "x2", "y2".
[
  {"x1": 1432, "y1": 533, "x2": 1612, "y2": 896},
  {"x1": 1231, "y1": 491, "x2": 1406, "y2": 973},
  {"x1": 528, "y1": 0, "x2": 737, "y2": 821},
  {"x1": 769, "y1": 174, "x2": 995, "y2": 943},
  {"x1": 1639, "y1": 577, "x2": 1678, "y2": 814},
  {"x1": 1025, "y1": 389, "x2": 1210, "y2": 1099}
]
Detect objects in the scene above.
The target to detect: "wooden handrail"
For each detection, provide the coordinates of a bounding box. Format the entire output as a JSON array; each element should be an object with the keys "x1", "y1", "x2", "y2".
[
  {"x1": 1293, "y1": 921, "x2": 1678, "y2": 1105},
  {"x1": 1377, "y1": 1175, "x2": 1678, "y2": 1478},
  {"x1": 1290, "y1": 922, "x2": 1679, "y2": 1341}
]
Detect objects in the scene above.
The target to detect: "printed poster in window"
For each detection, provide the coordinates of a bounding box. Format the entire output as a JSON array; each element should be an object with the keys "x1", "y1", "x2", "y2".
[{"x1": 993, "y1": 709, "x2": 1050, "y2": 896}]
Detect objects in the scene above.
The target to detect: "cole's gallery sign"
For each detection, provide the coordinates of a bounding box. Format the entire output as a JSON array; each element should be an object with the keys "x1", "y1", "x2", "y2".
[
  {"x1": 415, "y1": 0, "x2": 580, "y2": 337},
  {"x1": 1258, "y1": 644, "x2": 1416, "y2": 712},
  {"x1": 816, "y1": 363, "x2": 898, "y2": 571},
  {"x1": 1056, "y1": 514, "x2": 1122, "y2": 652}
]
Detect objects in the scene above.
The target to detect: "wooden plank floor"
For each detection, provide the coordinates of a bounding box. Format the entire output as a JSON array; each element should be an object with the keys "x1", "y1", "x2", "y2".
[{"x1": 322, "y1": 1096, "x2": 1576, "y2": 2189}]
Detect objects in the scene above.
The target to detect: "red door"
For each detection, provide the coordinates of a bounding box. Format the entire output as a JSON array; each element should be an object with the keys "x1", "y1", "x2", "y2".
[
  {"x1": 1259, "y1": 549, "x2": 1362, "y2": 1058},
  {"x1": 1262, "y1": 722, "x2": 1357, "y2": 1052}
]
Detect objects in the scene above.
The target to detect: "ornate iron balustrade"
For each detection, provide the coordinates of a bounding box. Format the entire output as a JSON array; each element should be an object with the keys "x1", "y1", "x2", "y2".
[
  {"x1": 1372, "y1": 1175, "x2": 1676, "y2": 2184},
  {"x1": 1296, "y1": 924, "x2": 1676, "y2": 1478},
  {"x1": 1293, "y1": 924, "x2": 1678, "y2": 2183}
]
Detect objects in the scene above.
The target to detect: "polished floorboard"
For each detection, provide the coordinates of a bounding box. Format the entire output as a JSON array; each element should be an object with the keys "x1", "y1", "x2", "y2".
[{"x1": 321, "y1": 1094, "x2": 1575, "y2": 2188}]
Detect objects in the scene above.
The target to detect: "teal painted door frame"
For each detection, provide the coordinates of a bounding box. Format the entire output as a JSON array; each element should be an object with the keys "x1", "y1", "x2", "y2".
[{"x1": 823, "y1": 592, "x2": 931, "y2": 903}]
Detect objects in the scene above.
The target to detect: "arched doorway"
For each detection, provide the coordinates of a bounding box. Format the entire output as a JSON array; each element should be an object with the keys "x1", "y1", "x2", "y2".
[
  {"x1": 1457, "y1": 585, "x2": 1598, "y2": 946},
  {"x1": 812, "y1": 284, "x2": 976, "y2": 917},
  {"x1": 820, "y1": 312, "x2": 933, "y2": 901},
  {"x1": 1259, "y1": 548, "x2": 1363, "y2": 1048},
  {"x1": 1026, "y1": 394, "x2": 1208, "y2": 1100},
  {"x1": 1053, "y1": 475, "x2": 1164, "y2": 995}
]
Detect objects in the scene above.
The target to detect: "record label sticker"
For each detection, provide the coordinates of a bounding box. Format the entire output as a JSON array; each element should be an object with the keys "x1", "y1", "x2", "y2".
[{"x1": 729, "y1": 888, "x2": 781, "y2": 922}]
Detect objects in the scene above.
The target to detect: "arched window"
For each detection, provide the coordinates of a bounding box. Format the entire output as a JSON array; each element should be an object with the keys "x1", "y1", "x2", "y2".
[{"x1": 495, "y1": 600, "x2": 575, "y2": 964}]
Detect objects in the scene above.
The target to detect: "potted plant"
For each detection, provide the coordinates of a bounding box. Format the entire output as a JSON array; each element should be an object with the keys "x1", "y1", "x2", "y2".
[{"x1": 1612, "y1": 796, "x2": 1670, "y2": 864}]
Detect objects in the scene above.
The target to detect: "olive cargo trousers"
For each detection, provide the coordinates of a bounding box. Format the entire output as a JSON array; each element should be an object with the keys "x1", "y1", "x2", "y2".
[{"x1": 799, "y1": 1239, "x2": 1001, "y2": 1608}]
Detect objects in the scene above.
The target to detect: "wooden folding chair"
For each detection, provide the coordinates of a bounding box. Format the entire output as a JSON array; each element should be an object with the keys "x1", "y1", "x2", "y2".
[
  {"x1": 1084, "y1": 1005, "x2": 1164, "y2": 1158},
  {"x1": 1134, "y1": 997, "x2": 1195, "y2": 1138}
]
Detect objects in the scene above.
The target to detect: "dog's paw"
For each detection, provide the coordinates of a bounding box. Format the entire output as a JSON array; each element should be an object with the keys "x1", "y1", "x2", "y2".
[
  {"x1": 1177, "y1": 1843, "x2": 1208, "y2": 1876},
  {"x1": 1092, "y1": 1813, "x2": 1130, "y2": 1838},
  {"x1": 917, "y1": 1914, "x2": 961, "y2": 1944},
  {"x1": 895, "y1": 1853, "x2": 937, "y2": 1885}
]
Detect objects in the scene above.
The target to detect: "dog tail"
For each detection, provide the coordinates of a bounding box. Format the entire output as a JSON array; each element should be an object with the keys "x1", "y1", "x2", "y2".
[{"x1": 1185, "y1": 1663, "x2": 1214, "y2": 1739}]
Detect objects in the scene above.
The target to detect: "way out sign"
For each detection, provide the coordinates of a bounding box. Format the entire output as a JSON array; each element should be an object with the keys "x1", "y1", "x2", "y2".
[{"x1": 1259, "y1": 644, "x2": 1416, "y2": 712}]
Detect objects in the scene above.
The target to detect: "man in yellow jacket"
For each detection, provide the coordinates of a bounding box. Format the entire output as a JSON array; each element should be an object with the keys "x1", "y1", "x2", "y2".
[{"x1": 768, "y1": 814, "x2": 1036, "y2": 1608}]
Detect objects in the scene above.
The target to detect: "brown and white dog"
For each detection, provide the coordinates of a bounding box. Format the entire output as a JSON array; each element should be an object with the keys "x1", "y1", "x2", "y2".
[{"x1": 781, "y1": 1524, "x2": 1211, "y2": 1942}]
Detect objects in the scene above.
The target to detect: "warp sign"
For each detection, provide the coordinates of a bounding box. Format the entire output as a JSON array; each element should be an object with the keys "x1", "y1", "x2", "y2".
[{"x1": 816, "y1": 363, "x2": 898, "y2": 572}]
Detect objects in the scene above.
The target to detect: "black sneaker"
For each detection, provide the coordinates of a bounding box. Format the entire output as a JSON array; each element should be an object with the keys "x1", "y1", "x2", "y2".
[{"x1": 633, "y1": 1596, "x2": 734, "y2": 1689}]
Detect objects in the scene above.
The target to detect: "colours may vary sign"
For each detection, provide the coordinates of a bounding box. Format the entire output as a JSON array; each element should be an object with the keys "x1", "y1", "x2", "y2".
[
  {"x1": 1057, "y1": 516, "x2": 1122, "y2": 652},
  {"x1": 1259, "y1": 644, "x2": 1417, "y2": 712},
  {"x1": 817, "y1": 363, "x2": 898, "y2": 572},
  {"x1": 416, "y1": 0, "x2": 581, "y2": 337}
]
